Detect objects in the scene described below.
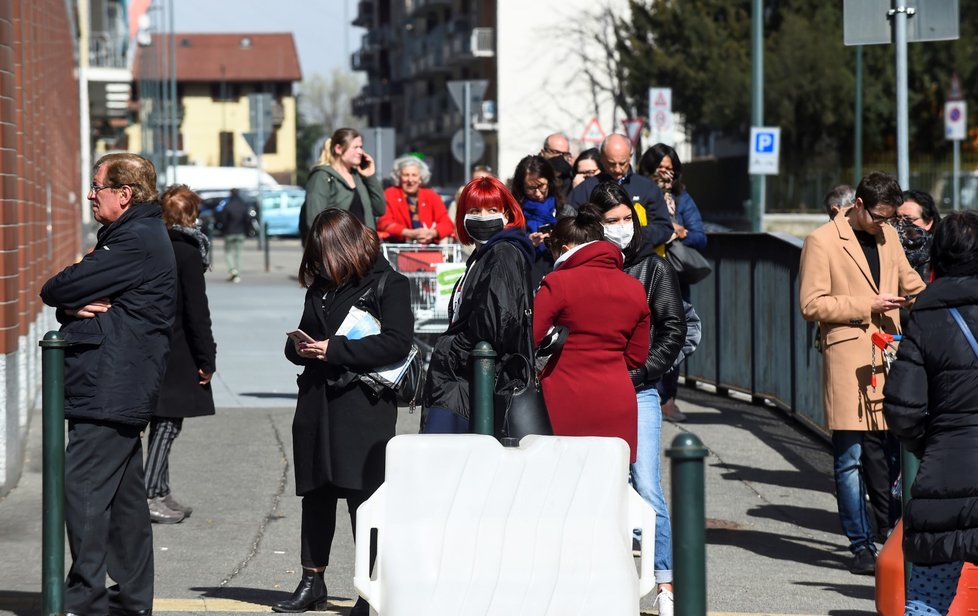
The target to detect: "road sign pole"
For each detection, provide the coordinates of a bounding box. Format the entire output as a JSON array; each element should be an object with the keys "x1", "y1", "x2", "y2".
[
  {"x1": 854, "y1": 45, "x2": 863, "y2": 184},
  {"x1": 256, "y1": 95, "x2": 269, "y2": 269},
  {"x1": 893, "y1": 6, "x2": 910, "y2": 189},
  {"x1": 750, "y1": 0, "x2": 764, "y2": 233},
  {"x1": 954, "y1": 139, "x2": 961, "y2": 210},
  {"x1": 463, "y1": 81, "x2": 472, "y2": 184}
]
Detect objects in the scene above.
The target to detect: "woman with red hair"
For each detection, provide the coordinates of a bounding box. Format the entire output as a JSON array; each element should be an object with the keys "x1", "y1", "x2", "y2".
[{"x1": 421, "y1": 176, "x2": 535, "y2": 433}]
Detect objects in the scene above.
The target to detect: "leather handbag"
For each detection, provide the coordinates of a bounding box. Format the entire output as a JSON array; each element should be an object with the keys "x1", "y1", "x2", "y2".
[
  {"x1": 500, "y1": 308, "x2": 553, "y2": 440},
  {"x1": 665, "y1": 240, "x2": 712, "y2": 285}
]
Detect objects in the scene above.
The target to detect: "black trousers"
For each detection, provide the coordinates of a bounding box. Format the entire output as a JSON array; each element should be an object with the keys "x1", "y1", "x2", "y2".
[
  {"x1": 300, "y1": 484, "x2": 370, "y2": 568},
  {"x1": 65, "y1": 420, "x2": 154, "y2": 615},
  {"x1": 861, "y1": 429, "x2": 901, "y2": 540}
]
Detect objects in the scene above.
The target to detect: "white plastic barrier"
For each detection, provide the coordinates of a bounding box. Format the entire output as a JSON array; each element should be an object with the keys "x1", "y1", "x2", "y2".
[{"x1": 354, "y1": 434, "x2": 656, "y2": 615}]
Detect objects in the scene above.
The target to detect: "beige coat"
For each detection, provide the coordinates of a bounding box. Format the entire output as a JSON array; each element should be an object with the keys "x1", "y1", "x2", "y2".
[{"x1": 799, "y1": 215, "x2": 926, "y2": 431}]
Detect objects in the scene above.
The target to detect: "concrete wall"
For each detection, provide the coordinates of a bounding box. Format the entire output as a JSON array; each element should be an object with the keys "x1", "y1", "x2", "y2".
[
  {"x1": 0, "y1": 0, "x2": 82, "y2": 497},
  {"x1": 496, "y1": 0, "x2": 630, "y2": 179}
]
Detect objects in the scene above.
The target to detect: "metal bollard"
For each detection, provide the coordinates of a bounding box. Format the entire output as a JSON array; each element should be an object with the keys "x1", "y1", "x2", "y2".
[
  {"x1": 470, "y1": 341, "x2": 496, "y2": 436},
  {"x1": 39, "y1": 330, "x2": 67, "y2": 616},
  {"x1": 263, "y1": 222, "x2": 271, "y2": 273},
  {"x1": 901, "y1": 446, "x2": 921, "y2": 591},
  {"x1": 666, "y1": 432, "x2": 708, "y2": 616}
]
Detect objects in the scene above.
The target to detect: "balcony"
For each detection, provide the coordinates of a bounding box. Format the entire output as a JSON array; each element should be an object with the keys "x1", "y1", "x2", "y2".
[
  {"x1": 351, "y1": 49, "x2": 380, "y2": 73},
  {"x1": 352, "y1": 0, "x2": 374, "y2": 27},
  {"x1": 409, "y1": 0, "x2": 452, "y2": 17}
]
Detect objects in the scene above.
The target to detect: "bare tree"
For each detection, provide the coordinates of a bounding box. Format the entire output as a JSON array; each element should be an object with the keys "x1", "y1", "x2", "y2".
[{"x1": 298, "y1": 68, "x2": 364, "y2": 132}]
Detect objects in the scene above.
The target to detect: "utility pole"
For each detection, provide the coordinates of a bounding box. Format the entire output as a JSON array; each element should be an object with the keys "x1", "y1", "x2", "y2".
[
  {"x1": 750, "y1": 0, "x2": 764, "y2": 232},
  {"x1": 78, "y1": 0, "x2": 91, "y2": 227}
]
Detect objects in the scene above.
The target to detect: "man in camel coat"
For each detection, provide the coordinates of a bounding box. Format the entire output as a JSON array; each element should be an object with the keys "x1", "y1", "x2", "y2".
[{"x1": 799, "y1": 171, "x2": 926, "y2": 575}]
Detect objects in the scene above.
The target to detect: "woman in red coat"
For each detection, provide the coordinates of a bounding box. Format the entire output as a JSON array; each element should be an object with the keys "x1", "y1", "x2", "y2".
[
  {"x1": 533, "y1": 205, "x2": 651, "y2": 460},
  {"x1": 376, "y1": 156, "x2": 455, "y2": 243}
]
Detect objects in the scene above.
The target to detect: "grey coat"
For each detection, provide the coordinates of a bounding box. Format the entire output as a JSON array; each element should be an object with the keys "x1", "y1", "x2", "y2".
[{"x1": 304, "y1": 164, "x2": 386, "y2": 230}]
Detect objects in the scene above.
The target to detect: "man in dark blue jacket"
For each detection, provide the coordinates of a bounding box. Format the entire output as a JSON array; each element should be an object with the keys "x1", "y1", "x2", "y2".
[
  {"x1": 567, "y1": 133, "x2": 673, "y2": 248},
  {"x1": 41, "y1": 153, "x2": 176, "y2": 616}
]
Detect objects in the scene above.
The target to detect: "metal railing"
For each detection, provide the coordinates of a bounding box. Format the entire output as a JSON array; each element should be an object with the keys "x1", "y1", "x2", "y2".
[{"x1": 683, "y1": 232, "x2": 828, "y2": 436}]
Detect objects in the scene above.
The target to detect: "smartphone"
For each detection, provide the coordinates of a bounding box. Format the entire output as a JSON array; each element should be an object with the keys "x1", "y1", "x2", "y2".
[
  {"x1": 904, "y1": 294, "x2": 918, "y2": 301},
  {"x1": 359, "y1": 154, "x2": 371, "y2": 170},
  {"x1": 537, "y1": 223, "x2": 554, "y2": 235},
  {"x1": 287, "y1": 329, "x2": 315, "y2": 345}
]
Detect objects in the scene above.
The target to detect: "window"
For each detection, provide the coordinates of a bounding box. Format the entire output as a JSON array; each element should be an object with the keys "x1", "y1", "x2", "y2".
[{"x1": 219, "y1": 132, "x2": 234, "y2": 167}]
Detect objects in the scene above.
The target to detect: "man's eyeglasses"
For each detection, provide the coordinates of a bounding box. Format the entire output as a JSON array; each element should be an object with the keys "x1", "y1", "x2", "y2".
[
  {"x1": 544, "y1": 146, "x2": 573, "y2": 160},
  {"x1": 89, "y1": 182, "x2": 115, "y2": 194},
  {"x1": 865, "y1": 208, "x2": 895, "y2": 223}
]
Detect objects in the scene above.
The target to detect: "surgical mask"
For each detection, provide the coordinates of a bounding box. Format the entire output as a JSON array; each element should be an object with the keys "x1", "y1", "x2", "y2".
[
  {"x1": 603, "y1": 223, "x2": 634, "y2": 249},
  {"x1": 464, "y1": 213, "x2": 506, "y2": 243}
]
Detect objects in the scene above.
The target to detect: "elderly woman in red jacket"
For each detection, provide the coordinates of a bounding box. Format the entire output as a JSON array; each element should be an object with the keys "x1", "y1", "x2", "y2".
[{"x1": 377, "y1": 156, "x2": 455, "y2": 243}]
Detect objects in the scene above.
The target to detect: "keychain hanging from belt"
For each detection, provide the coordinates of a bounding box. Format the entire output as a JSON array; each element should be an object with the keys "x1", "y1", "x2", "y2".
[{"x1": 870, "y1": 330, "x2": 902, "y2": 391}]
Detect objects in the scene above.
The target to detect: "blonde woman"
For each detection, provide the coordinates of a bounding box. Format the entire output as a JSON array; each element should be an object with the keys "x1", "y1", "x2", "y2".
[{"x1": 302, "y1": 128, "x2": 386, "y2": 241}]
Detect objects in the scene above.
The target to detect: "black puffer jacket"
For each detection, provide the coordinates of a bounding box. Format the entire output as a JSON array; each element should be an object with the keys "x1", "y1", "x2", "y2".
[
  {"x1": 883, "y1": 276, "x2": 978, "y2": 565},
  {"x1": 623, "y1": 243, "x2": 687, "y2": 387},
  {"x1": 423, "y1": 228, "x2": 534, "y2": 424},
  {"x1": 40, "y1": 202, "x2": 177, "y2": 427}
]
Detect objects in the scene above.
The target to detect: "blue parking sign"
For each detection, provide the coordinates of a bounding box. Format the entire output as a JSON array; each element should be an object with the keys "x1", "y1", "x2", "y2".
[{"x1": 749, "y1": 126, "x2": 780, "y2": 175}]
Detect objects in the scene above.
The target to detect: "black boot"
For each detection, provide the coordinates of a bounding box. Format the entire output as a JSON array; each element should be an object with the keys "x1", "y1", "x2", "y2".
[{"x1": 272, "y1": 569, "x2": 328, "y2": 613}]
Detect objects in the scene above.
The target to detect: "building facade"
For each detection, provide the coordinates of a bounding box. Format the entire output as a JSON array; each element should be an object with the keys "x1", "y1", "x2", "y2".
[
  {"x1": 350, "y1": 0, "x2": 633, "y2": 186},
  {"x1": 128, "y1": 33, "x2": 302, "y2": 184},
  {"x1": 0, "y1": 0, "x2": 83, "y2": 496}
]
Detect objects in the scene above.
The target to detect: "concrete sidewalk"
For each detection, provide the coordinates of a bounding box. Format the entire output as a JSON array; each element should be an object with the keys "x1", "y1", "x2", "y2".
[{"x1": 0, "y1": 239, "x2": 876, "y2": 615}]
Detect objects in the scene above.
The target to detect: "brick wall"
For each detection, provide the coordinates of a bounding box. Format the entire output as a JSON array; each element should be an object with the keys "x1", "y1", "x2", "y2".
[{"x1": 0, "y1": 0, "x2": 81, "y2": 496}]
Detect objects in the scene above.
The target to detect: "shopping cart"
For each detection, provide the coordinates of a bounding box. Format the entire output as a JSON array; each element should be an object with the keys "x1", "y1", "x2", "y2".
[{"x1": 381, "y1": 243, "x2": 465, "y2": 353}]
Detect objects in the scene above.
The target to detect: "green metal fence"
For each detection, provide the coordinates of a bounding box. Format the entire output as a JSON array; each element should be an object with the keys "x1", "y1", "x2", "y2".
[{"x1": 683, "y1": 232, "x2": 829, "y2": 436}]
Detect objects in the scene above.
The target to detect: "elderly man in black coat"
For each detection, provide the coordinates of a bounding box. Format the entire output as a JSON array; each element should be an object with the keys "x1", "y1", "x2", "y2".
[{"x1": 40, "y1": 153, "x2": 176, "y2": 616}]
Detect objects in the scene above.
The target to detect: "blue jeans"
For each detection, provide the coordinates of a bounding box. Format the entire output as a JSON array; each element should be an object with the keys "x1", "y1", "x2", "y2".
[
  {"x1": 906, "y1": 561, "x2": 963, "y2": 615},
  {"x1": 421, "y1": 406, "x2": 469, "y2": 434},
  {"x1": 629, "y1": 386, "x2": 673, "y2": 585},
  {"x1": 832, "y1": 430, "x2": 875, "y2": 553}
]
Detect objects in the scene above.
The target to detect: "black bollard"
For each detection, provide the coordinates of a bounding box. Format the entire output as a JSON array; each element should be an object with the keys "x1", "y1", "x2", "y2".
[
  {"x1": 470, "y1": 341, "x2": 496, "y2": 436},
  {"x1": 39, "y1": 330, "x2": 67, "y2": 616},
  {"x1": 666, "y1": 432, "x2": 708, "y2": 616}
]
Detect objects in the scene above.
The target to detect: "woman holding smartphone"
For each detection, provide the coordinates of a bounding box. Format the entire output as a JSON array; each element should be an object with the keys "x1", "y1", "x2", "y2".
[
  {"x1": 276, "y1": 209, "x2": 413, "y2": 615},
  {"x1": 302, "y1": 128, "x2": 386, "y2": 239},
  {"x1": 422, "y1": 176, "x2": 535, "y2": 434}
]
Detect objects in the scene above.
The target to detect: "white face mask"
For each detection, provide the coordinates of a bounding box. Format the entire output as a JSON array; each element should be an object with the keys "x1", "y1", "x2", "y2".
[{"x1": 603, "y1": 223, "x2": 634, "y2": 249}]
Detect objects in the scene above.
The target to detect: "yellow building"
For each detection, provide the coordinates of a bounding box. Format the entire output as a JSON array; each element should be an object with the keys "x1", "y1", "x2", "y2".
[{"x1": 127, "y1": 33, "x2": 302, "y2": 184}]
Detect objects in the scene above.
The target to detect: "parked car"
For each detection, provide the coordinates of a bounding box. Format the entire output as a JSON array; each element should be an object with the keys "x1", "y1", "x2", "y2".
[
  {"x1": 936, "y1": 171, "x2": 978, "y2": 211},
  {"x1": 259, "y1": 187, "x2": 304, "y2": 238}
]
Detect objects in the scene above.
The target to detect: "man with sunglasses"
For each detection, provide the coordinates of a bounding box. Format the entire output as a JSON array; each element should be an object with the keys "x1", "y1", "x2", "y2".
[
  {"x1": 41, "y1": 153, "x2": 176, "y2": 616},
  {"x1": 799, "y1": 171, "x2": 925, "y2": 575}
]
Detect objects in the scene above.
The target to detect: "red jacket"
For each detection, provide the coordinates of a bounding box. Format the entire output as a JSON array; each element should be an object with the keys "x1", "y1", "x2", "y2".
[
  {"x1": 377, "y1": 186, "x2": 455, "y2": 242},
  {"x1": 533, "y1": 241, "x2": 650, "y2": 461}
]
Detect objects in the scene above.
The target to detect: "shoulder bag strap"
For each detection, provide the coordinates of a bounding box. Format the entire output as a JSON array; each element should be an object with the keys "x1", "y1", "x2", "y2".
[
  {"x1": 372, "y1": 269, "x2": 391, "y2": 320},
  {"x1": 949, "y1": 307, "x2": 978, "y2": 359}
]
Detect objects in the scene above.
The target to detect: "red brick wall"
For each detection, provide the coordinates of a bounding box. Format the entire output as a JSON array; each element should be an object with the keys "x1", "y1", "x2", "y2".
[{"x1": 0, "y1": 0, "x2": 81, "y2": 354}]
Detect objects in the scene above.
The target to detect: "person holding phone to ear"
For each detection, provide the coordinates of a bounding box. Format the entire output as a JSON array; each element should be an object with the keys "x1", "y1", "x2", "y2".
[{"x1": 303, "y1": 128, "x2": 386, "y2": 232}]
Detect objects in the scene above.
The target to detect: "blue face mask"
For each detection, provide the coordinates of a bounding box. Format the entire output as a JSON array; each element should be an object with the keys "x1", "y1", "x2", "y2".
[{"x1": 463, "y1": 213, "x2": 506, "y2": 243}]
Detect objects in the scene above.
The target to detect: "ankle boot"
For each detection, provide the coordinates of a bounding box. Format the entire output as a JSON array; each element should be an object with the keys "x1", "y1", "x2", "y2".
[{"x1": 272, "y1": 569, "x2": 328, "y2": 613}]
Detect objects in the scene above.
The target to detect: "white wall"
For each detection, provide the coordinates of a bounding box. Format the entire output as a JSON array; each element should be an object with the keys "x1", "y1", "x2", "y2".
[{"x1": 496, "y1": 0, "x2": 631, "y2": 181}]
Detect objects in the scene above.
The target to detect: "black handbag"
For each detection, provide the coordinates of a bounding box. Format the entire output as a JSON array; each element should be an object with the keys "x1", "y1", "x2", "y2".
[
  {"x1": 665, "y1": 240, "x2": 712, "y2": 285},
  {"x1": 500, "y1": 308, "x2": 553, "y2": 440}
]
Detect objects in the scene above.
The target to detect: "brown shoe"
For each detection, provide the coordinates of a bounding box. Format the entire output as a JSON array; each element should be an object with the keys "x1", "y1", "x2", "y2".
[
  {"x1": 147, "y1": 496, "x2": 185, "y2": 524},
  {"x1": 661, "y1": 399, "x2": 688, "y2": 423}
]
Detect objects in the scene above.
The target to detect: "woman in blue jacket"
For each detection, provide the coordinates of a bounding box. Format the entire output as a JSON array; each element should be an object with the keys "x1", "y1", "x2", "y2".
[{"x1": 639, "y1": 143, "x2": 707, "y2": 423}]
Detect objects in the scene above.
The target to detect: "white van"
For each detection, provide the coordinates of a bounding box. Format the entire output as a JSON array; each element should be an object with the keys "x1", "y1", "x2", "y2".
[{"x1": 163, "y1": 165, "x2": 280, "y2": 198}]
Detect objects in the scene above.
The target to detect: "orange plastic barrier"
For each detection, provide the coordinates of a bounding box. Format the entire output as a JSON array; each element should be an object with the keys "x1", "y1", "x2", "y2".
[{"x1": 875, "y1": 520, "x2": 978, "y2": 615}]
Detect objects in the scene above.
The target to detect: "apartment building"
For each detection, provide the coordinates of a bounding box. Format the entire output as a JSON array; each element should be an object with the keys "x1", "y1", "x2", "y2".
[{"x1": 351, "y1": 0, "x2": 631, "y2": 186}]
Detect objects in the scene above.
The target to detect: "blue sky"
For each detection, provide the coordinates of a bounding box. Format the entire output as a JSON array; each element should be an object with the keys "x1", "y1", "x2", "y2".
[{"x1": 172, "y1": 0, "x2": 363, "y2": 81}]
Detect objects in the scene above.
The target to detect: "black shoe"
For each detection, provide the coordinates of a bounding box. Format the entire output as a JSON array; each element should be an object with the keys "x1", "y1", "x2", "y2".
[
  {"x1": 108, "y1": 610, "x2": 152, "y2": 616},
  {"x1": 349, "y1": 597, "x2": 370, "y2": 616},
  {"x1": 850, "y1": 547, "x2": 877, "y2": 575},
  {"x1": 272, "y1": 569, "x2": 328, "y2": 613}
]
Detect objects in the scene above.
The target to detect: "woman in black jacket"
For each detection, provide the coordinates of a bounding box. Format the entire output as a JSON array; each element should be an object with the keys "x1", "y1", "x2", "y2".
[
  {"x1": 422, "y1": 176, "x2": 535, "y2": 434},
  {"x1": 590, "y1": 181, "x2": 687, "y2": 615},
  {"x1": 275, "y1": 209, "x2": 413, "y2": 614},
  {"x1": 884, "y1": 211, "x2": 978, "y2": 615},
  {"x1": 145, "y1": 185, "x2": 217, "y2": 524}
]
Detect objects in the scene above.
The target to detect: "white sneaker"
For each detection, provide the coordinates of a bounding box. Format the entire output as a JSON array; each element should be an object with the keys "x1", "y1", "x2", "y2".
[{"x1": 653, "y1": 588, "x2": 674, "y2": 616}]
